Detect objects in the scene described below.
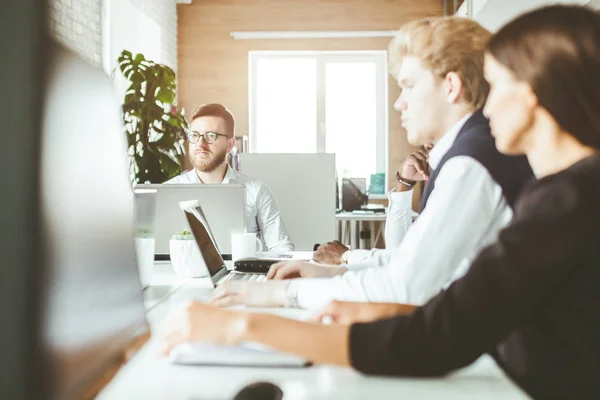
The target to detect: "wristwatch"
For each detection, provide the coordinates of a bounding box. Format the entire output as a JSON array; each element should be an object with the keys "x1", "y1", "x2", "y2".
[
  {"x1": 395, "y1": 171, "x2": 416, "y2": 188},
  {"x1": 284, "y1": 282, "x2": 299, "y2": 308}
]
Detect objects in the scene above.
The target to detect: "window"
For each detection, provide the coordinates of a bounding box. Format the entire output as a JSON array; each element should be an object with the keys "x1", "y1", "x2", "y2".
[{"x1": 249, "y1": 51, "x2": 388, "y2": 184}]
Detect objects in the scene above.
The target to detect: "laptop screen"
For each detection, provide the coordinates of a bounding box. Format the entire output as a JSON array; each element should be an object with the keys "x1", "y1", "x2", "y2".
[{"x1": 183, "y1": 209, "x2": 226, "y2": 277}]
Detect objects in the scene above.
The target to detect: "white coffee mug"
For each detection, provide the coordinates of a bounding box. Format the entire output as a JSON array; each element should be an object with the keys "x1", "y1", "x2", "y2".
[
  {"x1": 231, "y1": 232, "x2": 264, "y2": 262},
  {"x1": 134, "y1": 237, "x2": 155, "y2": 288}
]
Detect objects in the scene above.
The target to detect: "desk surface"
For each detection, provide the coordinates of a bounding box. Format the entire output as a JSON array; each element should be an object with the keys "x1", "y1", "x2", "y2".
[
  {"x1": 98, "y1": 263, "x2": 528, "y2": 400},
  {"x1": 336, "y1": 212, "x2": 388, "y2": 221},
  {"x1": 336, "y1": 210, "x2": 419, "y2": 222}
]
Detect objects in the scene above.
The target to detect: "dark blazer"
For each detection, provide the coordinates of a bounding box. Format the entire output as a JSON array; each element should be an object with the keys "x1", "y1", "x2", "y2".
[
  {"x1": 351, "y1": 153, "x2": 600, "y2": 400},
  {"x1": 420, "y1": 110, "x2": 533, "y2": 213}
]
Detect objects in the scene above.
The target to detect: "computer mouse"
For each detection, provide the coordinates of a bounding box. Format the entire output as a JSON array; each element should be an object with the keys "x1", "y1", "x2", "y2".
[{"x1": 232, "y1": 381, "x2": 283, "y2": 400}]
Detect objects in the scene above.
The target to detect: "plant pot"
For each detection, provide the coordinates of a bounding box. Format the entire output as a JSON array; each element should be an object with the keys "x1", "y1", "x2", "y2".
[
  {"x1": 135, "y1": 237, "x2": 155, "y2": 288},
  {"x1": 169, "y1": 239, "x2": 208, "y2": 278}
]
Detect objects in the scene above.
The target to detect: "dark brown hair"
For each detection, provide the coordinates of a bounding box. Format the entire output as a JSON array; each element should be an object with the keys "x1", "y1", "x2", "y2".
[
  {"x1": 190, "y1": 103, "x2": 235, "y2": 137},
  {"x1": 488, "y1": 5, "x2": 600, "y2": 149},
  {"x1": 389, "y1": 17, "x2": 492, "y2": 110}
]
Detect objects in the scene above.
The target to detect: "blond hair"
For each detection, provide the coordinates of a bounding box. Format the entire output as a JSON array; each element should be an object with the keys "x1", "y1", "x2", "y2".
[{"x1": 389, "y1": 17, "x2": 492, "y2": 109}]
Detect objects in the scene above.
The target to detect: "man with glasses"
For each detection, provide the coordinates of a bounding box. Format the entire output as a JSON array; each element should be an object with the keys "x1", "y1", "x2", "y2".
[{"x1": 166, "y1": 103, "x2": 294, "y2": 252}]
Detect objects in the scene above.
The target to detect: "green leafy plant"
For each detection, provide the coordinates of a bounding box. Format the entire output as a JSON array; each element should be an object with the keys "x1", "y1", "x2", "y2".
[{"x1": 116, "y1": 50, "x2": 188, "y2": 183}]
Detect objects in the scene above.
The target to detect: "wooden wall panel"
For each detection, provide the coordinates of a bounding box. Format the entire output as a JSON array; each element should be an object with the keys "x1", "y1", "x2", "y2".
[{"x1": 177, "y1": 0, "x2": 442, "y2": 194}]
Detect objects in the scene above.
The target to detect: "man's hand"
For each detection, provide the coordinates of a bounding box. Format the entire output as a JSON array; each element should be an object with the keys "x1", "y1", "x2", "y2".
[
  {"x1": 267, "y1": 260, "x2": 347, "y2": 280},
  {"x1": 313, "y1": 241, "x2": 350, "y2": 265},
  {"x1": 311, "y1": 300, "x2": 416, "y2": 325},
  {"x1": 209, "y1": 281, "x2": 289, "y2": 308},
  {"x1": 162, "y1": 302, "x2": 247, "y2": 355},
  {"x1": 397, "y1": 145, "x2": 434, "y2": 182}
]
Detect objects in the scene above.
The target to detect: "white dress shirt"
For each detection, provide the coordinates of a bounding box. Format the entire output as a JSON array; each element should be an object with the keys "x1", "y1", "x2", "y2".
[
  {"x1": 345, "y1": 113, "x2": 471, "y2": 268},
  {"x1": 166, "y1": 166, "x2": 295, "y2": 252},
  {"x1": 290, "y1": 114, "x2": 515, "y2": 309}
]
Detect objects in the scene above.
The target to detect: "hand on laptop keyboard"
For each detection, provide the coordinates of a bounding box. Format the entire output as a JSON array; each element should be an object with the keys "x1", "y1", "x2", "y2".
[
  {"x1": 226, "y1": 273, "x2": 267, "y2": 283},
  {"x1": 209, "y1": 280, "x2": 289, "y2": 308},
  {"x1": 267, "y1": 261, "x2": 347, "y2": 280}
]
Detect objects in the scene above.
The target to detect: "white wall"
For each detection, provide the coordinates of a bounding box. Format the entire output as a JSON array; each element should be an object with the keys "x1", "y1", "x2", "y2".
[
  {"x1": 48, "y1": 0, "x2": 178, "y2": 73},
  {"x1": 102, "y1": 0, "x2": 179, "y2": 96},
  {"x1": 129, "y1": 0, "x2": 178, "y2": 73},
  {"x1": 103, "y1": 0, "x2": 178, "y2": 74},
  {"x1": 48, "y1": 0, "x2": 102, "y2": 66},
  {"x1": 469, "y1": 0, "x2": 592, "y2": 31},
  {"x1": 456, "y1": 0, "x2": 495, "y2": 17}
]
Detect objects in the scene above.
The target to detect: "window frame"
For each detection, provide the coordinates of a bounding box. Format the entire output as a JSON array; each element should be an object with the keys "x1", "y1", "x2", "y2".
[{"x1": 248, "y1": 50, "x2": 389, "y2": 184}]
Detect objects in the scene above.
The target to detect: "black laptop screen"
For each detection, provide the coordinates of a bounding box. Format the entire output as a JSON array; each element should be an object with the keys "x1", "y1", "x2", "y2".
[{"x1": 183, "y1": 209, "x2": 226, "y2": 277}]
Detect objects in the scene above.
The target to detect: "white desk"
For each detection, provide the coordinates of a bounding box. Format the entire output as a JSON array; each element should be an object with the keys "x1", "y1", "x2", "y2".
[{"x1": 98, "y1": 263, "x2": 529, "y2": 400}]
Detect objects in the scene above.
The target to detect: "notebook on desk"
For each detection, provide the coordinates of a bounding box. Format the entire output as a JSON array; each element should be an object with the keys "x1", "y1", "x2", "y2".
[{"x1": 169, "y1": 341, "x2": 310, "y2": 368}]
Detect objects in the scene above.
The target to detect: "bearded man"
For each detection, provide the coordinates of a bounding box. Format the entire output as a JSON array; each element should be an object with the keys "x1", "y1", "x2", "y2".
[{"x1": 166, "y1": 103, "x2": 294, "y2": 252}]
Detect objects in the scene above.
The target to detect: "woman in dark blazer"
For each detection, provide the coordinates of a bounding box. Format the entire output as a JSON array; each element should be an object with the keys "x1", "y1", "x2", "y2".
[{"x1": 162, "y1": 6, "x2": 600, "y2": 399}]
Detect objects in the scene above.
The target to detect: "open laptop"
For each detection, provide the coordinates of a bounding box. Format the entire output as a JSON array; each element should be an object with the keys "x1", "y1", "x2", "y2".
[
  {"x1": 179, "y1": 200, "x2": 275, "y2": 286},
  {"x1": 173, "y1": 200, "x2": 310, "y2": 368},
  {"x1": 135, "y1": 184, "x2": 246, "y2": 257}
]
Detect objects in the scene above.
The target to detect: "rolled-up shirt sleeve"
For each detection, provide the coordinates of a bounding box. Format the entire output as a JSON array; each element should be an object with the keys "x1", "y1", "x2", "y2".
[
  {"x1": 345, "y1": 189, "x2": 413, "y2": 269},
  {"x1": 385, "y1": 188, "x2": 414, "y2": 250},
  {"x1": 346, "y1": 249, "x2": 397, "y2": 270}
]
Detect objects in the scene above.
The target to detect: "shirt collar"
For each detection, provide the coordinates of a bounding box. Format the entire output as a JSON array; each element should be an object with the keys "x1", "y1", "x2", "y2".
[
  {"x1": 222, "y1": 165, "x2": 237, "y2": 183},
  {"x1": 428, "y1": 113, "x2": 473, "y2": 170},
  {"x1": 189, "y1": 164, "x2": 237, "y2": 184},
  {"x1": 185, "y1": 169, "x2": 201, "y2": 183}
]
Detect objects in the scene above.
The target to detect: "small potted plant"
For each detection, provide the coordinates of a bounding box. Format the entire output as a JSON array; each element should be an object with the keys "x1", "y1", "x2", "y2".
[{"x1": 169, "y1": 229, "x2": 207, "y2": 278}]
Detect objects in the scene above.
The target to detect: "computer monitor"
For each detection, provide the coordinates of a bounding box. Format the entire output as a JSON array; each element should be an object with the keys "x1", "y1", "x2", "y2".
[
  {"x1": 1, "y1": 2, "x2": 47, "y2": 399},
  {"x1": 238, "y1": 153, "x2": 336, "y2": 250},
  {"x1": 39, "y1": 41, "x2": 147, "y2": 399},
  {"x1": 137, "y1": 184, "x2": 247, "y2": 256}
]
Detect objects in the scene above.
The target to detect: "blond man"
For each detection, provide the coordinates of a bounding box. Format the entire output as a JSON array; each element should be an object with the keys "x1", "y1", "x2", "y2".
[{"x1": 211, "y1": 17, "x2": 533, "y2": 309}]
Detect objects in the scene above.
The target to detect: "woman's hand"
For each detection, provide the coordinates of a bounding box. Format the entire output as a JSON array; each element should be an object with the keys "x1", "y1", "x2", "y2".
[
  {"x1": 312, "y1": 301, "x2": 416, "y2": 325},
  {"x1": 162, "y1": 302, "x2": 248, "y2": 355}
]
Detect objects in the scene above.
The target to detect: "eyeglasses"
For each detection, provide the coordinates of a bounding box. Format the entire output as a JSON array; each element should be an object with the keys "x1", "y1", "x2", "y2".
[{"x1": 186, "y1": 130, "x2": 229, "y2": 144}]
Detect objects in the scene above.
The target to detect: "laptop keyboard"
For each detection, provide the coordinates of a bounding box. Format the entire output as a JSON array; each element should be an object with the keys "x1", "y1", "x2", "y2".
[{"x1": 222, "y1": 273, "x2": 267, "y2": 283}]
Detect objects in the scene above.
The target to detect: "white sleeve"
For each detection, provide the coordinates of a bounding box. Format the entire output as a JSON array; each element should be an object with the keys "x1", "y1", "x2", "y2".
[
  {"x1": 255, "y1": 184, "x2": 295, "y2": 252},
  {"x1": 344, "y1": 189, "x2": 413, "y2": 269},
  {"x1": 346, "y1": 248, "x2": 398, "y2": 270},
  {"x1": 345, "y1": 249, "x2": 377, "y2": 267},
  {"x1": 384, "y1": 188, "x2": 414, "y2": 249},
  {"x1": 291, "y1": 157, "x2": 508, "y2": 309}
]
